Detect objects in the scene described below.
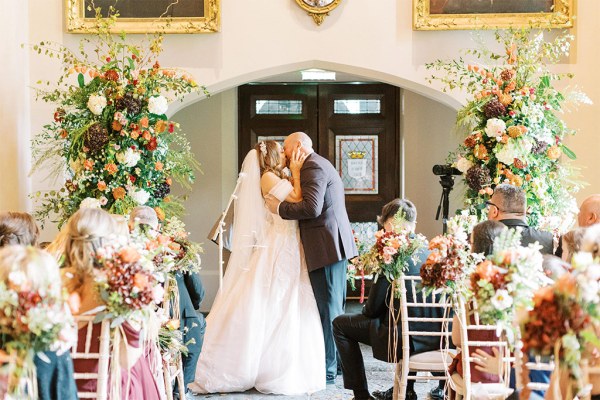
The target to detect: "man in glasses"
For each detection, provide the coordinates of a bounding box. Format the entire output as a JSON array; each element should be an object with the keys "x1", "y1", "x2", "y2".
[{"x1": 486, "y1": 184, "x2": 553, "y2": 254}]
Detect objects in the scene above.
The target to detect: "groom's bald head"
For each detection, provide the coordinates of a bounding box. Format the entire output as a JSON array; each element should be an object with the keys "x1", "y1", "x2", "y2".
[{"x1": 283, "y1": 132, "x2": 314, "y2": 160}]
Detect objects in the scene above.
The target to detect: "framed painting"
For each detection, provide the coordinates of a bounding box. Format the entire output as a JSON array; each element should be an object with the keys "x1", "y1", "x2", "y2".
[
  {"x1": 66, "y1": 0, "x2": 220, "y2": 34},
  {"x1": 413, "y1": 0, "x2": 574, "y2": 30}
]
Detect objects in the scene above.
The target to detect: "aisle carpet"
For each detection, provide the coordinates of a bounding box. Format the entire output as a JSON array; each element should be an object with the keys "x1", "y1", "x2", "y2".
[
  {"x1": 189, "y1": 342, "x2": 438, "y2": 399},
  {"x1": 190, "y1": 301, "x2": 438, "y2": 399}
]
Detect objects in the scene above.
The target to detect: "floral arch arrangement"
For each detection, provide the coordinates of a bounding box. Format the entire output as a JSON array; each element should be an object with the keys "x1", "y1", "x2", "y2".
[
  {"x1": 427, "y1": 29, "x2": 591, "y2": 234},
  {"x1": 29, "y1": 9, "x2": 208, "y2": 227}
]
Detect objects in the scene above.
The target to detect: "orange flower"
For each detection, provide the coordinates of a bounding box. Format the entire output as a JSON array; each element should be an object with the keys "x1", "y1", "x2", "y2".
[
  {"x1": 112, "y1": 120, "x2": 122, "y2": 132},
  {"x1": 474, "y1": 144, "x2": 488, "y2": 160},
  {"x1": 166, "y1": 178, "x2": 172, "y2": 185},
  {"x1": 112, "y1": 187, "x2": 126, "y2": 200},
  {"x1": 140, "y1": 117, "x2": 149, "y2": 128},
  {"x1": 97, "y1": 181, "x2": 107, "y2": 191},
  {"x1": 155, "y1": 120, "x2": 167, "y2": 133},
  {"x1": 547, "y1": 145, "x2": 561, "y2": 160},
  {"x1": 475, "y1": 260, "x2": 502, "y2": 282},
  {"x1": 84, "y1": 159, "x2": 94, "y2": 171},
  {"x1": 132, "y1": 272, "x2": 149, "y2": 289},
  {"x1": 119, "y1": 247, "x2": 141, "y2": 263},
  {"x1": 555, "y1": 274, "x2": 577, "y2": 296},
  {"x1": 59, "y1": 129, "x2": 68, "y2": 139},
  {"x1": 131, "y1": 130, "x2": 140, "y2": 140},
  {"x1": 142, "y1": 131, "x2": 152, "y2": 141},
  {"x1": 155, "y1": 161, "x2": 164, "y2": 171},
  {"x1": 154, "y1": 207, "x2": 165, "y2": 221},
  {"x1": 534, "y1": 286, "x2": 555, "y2": 307},
  {"x1": 157, "y1": 234, "x2": 171, "y2": 245},
  {"x1": 168, "y1": 241, "x2": 182, "y2": 252},
  {"x1": 105, "y1": 163, "x2": 118, "y2": 175}
]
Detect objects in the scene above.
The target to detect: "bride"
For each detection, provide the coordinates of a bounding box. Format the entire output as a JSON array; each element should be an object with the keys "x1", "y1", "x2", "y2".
[{"x1": 189, "y1": 140, "x2": 326, "y2": 395}]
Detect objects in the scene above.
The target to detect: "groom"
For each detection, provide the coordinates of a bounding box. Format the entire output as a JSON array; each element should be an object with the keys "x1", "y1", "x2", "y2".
[{"x1": 265, "y1": 132, "x2": 358, "y2": 384}]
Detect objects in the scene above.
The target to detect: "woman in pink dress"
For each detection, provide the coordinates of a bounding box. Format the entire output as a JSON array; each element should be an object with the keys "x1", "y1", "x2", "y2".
[{"x1": 59, "y1": 208, "x2": 162, "y2": 399}]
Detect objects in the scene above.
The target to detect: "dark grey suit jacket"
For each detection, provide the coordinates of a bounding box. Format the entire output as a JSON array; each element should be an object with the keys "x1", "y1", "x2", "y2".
[
  {"x1": 279, "y1": 152, "x2": 358, "y2": 271},
  {"x1": 500, "y1": 218, "x2": 554, "y2": 255}
]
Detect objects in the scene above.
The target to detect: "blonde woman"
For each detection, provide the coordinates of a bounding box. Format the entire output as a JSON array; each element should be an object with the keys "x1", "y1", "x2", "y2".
[
  {"x1": 0, "y1": 212, "x2": 78, "y2": 400},
  {"x1": 61, "y1": 208, "x2": 161, "y2": 399}
]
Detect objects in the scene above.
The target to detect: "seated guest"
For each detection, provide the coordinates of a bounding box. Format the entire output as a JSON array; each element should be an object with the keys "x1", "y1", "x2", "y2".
[
  {"x1": 0, "y1": 212, "x2": 78, "y2": 400},
  {"x1": 333, "y1": 199, "x2": 444, "y2": 400},
  {"x1": 578, "y1": 194, "x2": 600, "y2": 228},
  {"x1": 129, "y1": 206, "x2": 206, "y2": 392},
  {"x1": 487, "y1": 184, "x2": 553, "y2": 254},
  {"x1": 560, "y1": 227, "x2": 586, "y2": 263},
  {"x1": 471, "y1": 220, "x2": 505, "y2": 255},
  {"x1": 61, "y1": 208, "x2": 161, "y2": 399},
  {"x1": 449, "y1": 220, "x2": 506, "y2": 387},
  {"x1": 556, "y1": 194, "x2": 600, "y2": 257}
]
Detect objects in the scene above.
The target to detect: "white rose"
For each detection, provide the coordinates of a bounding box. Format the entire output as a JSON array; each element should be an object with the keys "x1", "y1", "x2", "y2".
[
  {"x1": 456, "y1": 157, "x2": 473, "y2": 173},
  {"x1": 561, "y1": 333, "x2": 581, "y2": 352},
  {"x1": 87, "y1": 94, "x2": 107, "y2": 116},
  {"x1": 490, "y1": 289, "x2": 513, "y2": 311},
  {"x1": 484, "y1": 118, "x2": 506, "y2": 138},
  {"x1": 116, "y1": 148, "x2": 141, "y2": 168},
  {"x1": 8, "y1": 271, "x2": 27, "y2": 287},
  {"x1": 496, "y1": 143, "x2": 517, "y2": 165},
  {"x1": 129, "y1": 188, "x2": 150, "y2": 205},
  {"x1": 148, "y1": 95, "x2": 168, "y2": 115},
  {"x1": 80, "y1": 197, "x2": 101, "y2": 209}
]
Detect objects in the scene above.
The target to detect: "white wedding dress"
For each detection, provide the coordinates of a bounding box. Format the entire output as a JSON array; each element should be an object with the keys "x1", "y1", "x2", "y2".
[{"x1": 189, "y1": 151, "x2": 326, "y2": 395}]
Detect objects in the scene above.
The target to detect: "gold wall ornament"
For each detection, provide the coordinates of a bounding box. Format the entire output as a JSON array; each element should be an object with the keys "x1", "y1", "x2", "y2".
[
  {"x1": 294, "y1": 0, "x2": 342, "y2": 26},
  {"x1": 65, "y1": 0, "x2": 220, "y2": 34},
  {"x1": 413, "y1": 0, "x2": 574, "y2": 31}
]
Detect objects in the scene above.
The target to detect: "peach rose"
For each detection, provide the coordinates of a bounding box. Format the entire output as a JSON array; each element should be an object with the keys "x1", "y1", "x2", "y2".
[
  {"x1": 84, "y1": 159, "x2": 94, "y2": 171},
  {"x1": 142, "y1": 131, "x2": 152, "y2": 141},
  {"x1": 119, "y1": 247, "x2": 141, "y2": 263},
  {"x1": 104, "y1": 163, "x2": 118, "y2": 175},
  {"x1": 140, "y1": 117, "x2": 149, "y2": 128},
  {"x1": 132, "y1": 272, "x2": 149, "y2": 289},
  {"x1": 112, "y1": 187, "x2": 126, "y2": 200},
  {"x1": 155, "y1": 120, "x2": 167, "y2": 133},
  {"x1": 155, "y1": 161, "x2": 164, "y2": 171},
  {"x1": 547, "y1": 145, "x2": 561, "y2": 160},
  {"x1": 131, "y1": 130, "x2": 140, "y2": 140},
  {"x1": 97, "y1": 181, "x2": 107, "y2": 191}
]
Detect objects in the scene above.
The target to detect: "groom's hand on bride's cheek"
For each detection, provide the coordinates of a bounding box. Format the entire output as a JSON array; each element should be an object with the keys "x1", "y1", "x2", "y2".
[{"x1": 265, "y1": 194, "x2": 281, "y2": 214}]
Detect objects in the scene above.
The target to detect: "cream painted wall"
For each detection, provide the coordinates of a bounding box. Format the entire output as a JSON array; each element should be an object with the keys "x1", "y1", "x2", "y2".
[
  {"x1": 0, "y1": 0, "x2": 30, "y2": 212},
  {"x1": 170, "y1": 90, "x2": 237, "y2": 310}
]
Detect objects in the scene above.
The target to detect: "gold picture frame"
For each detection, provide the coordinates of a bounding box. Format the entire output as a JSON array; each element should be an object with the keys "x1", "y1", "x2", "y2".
[
  {"x1": 65, "y1": 0, "x2": 220, "y2": 34},
  {"x1": 294, "y1": 0, "x2": 342, "y2": 26},
  {"x1": 413, "y1": 0, "x2": 574, "y2": 30}
]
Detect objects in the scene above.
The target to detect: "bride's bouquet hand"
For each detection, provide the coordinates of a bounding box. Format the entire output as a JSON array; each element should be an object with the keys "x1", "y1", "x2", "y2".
[{"x1": 289, "y1": 149, "x2": 308, "y2": 175}]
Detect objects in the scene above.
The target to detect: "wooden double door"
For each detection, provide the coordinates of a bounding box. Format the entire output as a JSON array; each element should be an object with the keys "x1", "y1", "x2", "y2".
[{"x1": 238, "y1": 83, "x2": 400, "y2": 223}]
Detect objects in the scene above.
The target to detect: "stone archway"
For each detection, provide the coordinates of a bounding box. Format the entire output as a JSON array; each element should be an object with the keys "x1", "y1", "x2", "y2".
[{"x1": 167, "y1": 60, "x2": 462, "y2": 117}]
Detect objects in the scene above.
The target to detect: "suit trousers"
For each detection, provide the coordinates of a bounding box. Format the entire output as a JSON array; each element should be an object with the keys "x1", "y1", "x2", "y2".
[
  {"x1": 332, "y1": 313, "x2": 372, "y2": 391},
  {"x1": 309, "y1": 258, "x2": 347, "y2": 380},
  {"x1": 180, "y1": 314, "x2": 205, "y2": 389}
]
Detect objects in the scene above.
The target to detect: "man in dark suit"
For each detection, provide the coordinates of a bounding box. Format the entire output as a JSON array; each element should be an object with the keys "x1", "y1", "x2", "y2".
[
  {"x1": 265, "y1": 131, "x2": 358, "y2": 384},
  {"x1": 175, "y1": 271, "x2": 206, "y2": 388},
  {"x1": 332, "y1": 199, "x2": 445, "y2": 400},
  {"x1": 487, "y1": 184, "x2": 553, "y2": 254}
]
